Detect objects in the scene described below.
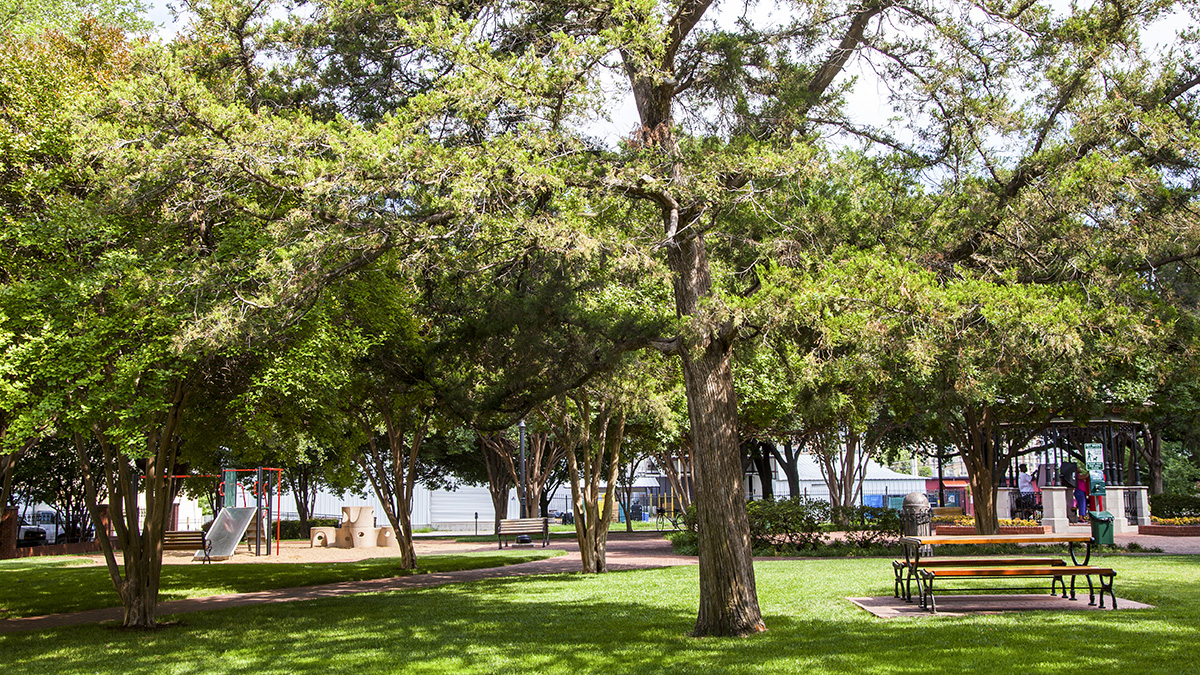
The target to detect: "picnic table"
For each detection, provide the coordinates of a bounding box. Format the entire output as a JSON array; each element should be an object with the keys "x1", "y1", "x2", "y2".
[{"x1": 895, "y1": 533, "x2": 1115, "y2": 612}]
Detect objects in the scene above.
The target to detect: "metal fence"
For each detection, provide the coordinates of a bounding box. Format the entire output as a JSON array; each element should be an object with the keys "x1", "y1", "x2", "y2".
[{"x1": 1123, "y1": 489, "x2": 1140, "y2": 522}]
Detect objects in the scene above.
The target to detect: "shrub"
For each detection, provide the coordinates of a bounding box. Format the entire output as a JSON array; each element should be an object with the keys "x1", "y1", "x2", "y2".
[
  {"x1": 833, "y1": 505, "x2": 902, "y2": 547},
  {"x1": 279, "y1": 518, "x2": 341, "y2": 540},
  {"x1": 746, "y1": 497, "x2": 829, "y2": 550},
  {"x1": 1150, "y1": 493, "x2": 1200, "y2": 519}
]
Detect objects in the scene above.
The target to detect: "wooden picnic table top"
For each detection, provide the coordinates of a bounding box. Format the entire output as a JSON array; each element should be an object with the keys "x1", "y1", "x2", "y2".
[{"x1": 900, "y1": 533, "x2": 1093, "y2": 546}]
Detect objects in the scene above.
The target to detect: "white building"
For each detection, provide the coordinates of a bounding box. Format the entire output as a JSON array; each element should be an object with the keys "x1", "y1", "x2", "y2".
[{"x1": 746, "y1": 454, "x2": 927, "y2": 507}]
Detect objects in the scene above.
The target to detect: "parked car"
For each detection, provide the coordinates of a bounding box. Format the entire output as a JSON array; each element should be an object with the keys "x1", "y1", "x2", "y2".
[{"x1": 17, "y1": 518, "x2": 46, "y2": 546}]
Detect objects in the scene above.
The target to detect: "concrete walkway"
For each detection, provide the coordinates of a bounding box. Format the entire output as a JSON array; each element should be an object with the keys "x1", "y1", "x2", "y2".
[{"x1": 0, "y1": 532, "x2": 693, "y2": 634}]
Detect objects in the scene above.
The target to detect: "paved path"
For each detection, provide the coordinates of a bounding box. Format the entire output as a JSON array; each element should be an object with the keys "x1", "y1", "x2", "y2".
[{"x1": 0, "y1": 532, "x2": 693, "y2": 634}]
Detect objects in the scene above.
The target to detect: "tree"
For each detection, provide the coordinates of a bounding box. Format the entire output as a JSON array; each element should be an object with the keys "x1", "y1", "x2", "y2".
[
  {"x1": 542, "y1": 387, "x2": 625, "y2": 574},
  {"x1": 10, "y1": 435, "x2": 102, "y2": 540}
]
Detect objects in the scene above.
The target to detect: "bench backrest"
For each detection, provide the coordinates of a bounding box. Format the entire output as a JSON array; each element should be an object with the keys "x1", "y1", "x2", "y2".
[{"x1": 497, "y1": 518, "x2": 548, "y2": 534}]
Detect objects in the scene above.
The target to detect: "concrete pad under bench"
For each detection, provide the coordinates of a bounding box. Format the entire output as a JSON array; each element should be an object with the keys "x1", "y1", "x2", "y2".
[{"x1": 849, "y1": 594, "x2": 1153, "y2": 619}]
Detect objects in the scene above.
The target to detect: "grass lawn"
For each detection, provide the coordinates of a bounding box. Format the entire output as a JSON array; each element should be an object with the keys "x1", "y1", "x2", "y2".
[
  {"x1": 0, "y1": 550, "x2": 561, "y2": 619},
  {"x1": 3, "y1": 555, "x2": 1198, "y2": 674}
]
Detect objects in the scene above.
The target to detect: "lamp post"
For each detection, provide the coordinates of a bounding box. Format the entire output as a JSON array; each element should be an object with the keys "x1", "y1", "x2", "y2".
[{"x1": 518, "y1": 419, "x2": 527, "y2": 519}]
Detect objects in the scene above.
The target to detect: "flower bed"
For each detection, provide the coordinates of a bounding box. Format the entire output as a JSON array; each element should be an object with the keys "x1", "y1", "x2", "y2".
[{"x1": 935, "y1": 525, "x2": 1051, "y2": 535}]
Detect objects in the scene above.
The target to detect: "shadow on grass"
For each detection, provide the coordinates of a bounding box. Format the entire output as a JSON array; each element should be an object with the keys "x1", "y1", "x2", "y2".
[
  {"x1": 4, "y1": 558, "x2": 1200, "y2": 674},
  {"x1": 0, "y1": 551, "x2": 558, "y2": 619}
]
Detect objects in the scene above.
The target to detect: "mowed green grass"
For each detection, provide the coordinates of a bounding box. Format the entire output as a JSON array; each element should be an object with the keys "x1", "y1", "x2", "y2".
[
  {"x1": 3, "y1": 556, "x2": 1198, "y2": 674},
  {"x1": 0, "y1": 550, "x2": 561, "y2": 619}
]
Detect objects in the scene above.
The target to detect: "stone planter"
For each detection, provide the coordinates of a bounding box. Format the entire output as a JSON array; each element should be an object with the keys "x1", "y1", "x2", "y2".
[{"x1": 1139, "y1": 525, "x2": 1200, "y2": 536}]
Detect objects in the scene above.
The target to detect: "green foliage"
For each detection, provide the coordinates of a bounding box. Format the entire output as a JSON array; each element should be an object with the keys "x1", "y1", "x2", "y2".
[
  {"x1": 745, "y1": 497, "x2": 829, "y2": 550},
  {"x1": 1149, "y1": 493, "x2": 1200, "y2": 519},
  {"x1": 277, "y1": 517, "x2": 339, "y2": 540}
]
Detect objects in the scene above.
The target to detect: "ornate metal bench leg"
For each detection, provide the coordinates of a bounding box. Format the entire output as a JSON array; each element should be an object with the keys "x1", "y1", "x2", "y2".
[
  {"x1": 1098, "y1": 574, "x2": 1115, "y2": 609},
  {"x1": 1087, "y1": 575, "x2": 1097, "y2": 606},
  {"x1": 1068, "y1": 575, "x2": 1077, "y2": 600},
  {"x1": 920, "y1": 572, "x2": 936, "y2": 613},
  {"x1": 893, "y1": 561, "x2": 902, "y2": 599}
]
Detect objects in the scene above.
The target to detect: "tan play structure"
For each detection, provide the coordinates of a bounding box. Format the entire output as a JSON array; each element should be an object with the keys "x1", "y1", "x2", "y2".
[{"x1": 309, "y1": 506, "x2": 396, "y2": 549}]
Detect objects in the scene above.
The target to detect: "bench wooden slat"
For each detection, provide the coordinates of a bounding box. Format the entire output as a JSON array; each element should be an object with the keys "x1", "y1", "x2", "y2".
[
  {"x1": 497, "y1": 518, "x2": 549, "y2": 549},
  {"x1": 927, "y1": 566, "x2": 1113, "y2": 578},
  {"x1": 892, "y1": 557, "x2": 1067, "y2": 602},
  {"x1": 920, "y1": 565, "x2": 1117, "y2": 612},
  {"x1": 901, "y1": 533, "x2": 1092, "y2": 546},
  {"x1": 163, "y1": 530, "x2": 211, "y2": 563},
  {"x1": 895, "y1": 557, "x2": 1066, "y2": 568}
]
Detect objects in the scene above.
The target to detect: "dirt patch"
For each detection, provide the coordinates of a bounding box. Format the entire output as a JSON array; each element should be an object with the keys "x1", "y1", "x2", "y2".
[{"x1": 69, "y1": 537, "x2": 494, "y2": 567}]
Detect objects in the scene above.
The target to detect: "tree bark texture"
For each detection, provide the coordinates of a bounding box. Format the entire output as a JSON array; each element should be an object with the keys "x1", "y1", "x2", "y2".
[{"x1": 679, "y1": 328, "x2": 764, "y2": 636}]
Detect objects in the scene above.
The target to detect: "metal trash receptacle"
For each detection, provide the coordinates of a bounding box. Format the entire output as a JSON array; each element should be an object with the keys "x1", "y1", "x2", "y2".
[
  {"x1": 901, "y1": 492, "x2": 932, "y2": 538},
  {"x1": 1089, "y1": 510, "x2": 1114, "y2": 545}
]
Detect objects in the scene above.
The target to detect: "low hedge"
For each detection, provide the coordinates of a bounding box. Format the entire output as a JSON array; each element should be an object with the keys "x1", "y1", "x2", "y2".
[
  {"x1": 1149, "y1": 493, "x2": 1200, "y2": 519},
  {"x1": 670, "y1": 498, "x2": 904, "y2": 556},
  {"x1": 279, "y1": 518, "x2": 341, "y2": 540}
]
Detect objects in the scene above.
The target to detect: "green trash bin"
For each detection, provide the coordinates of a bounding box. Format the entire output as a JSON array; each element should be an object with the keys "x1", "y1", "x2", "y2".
[{"x1": 1089, "y1": 510, "x2": 1114, "y2": 545}]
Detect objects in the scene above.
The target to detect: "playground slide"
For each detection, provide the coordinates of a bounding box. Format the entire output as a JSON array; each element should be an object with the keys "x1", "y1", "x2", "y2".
[{"x1": 196, "y1": 507, "x2": 259, "y2": 561}]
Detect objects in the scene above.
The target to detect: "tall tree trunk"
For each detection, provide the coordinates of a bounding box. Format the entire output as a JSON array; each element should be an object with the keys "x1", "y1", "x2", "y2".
[
  {"x1": 679, "y1": 328, "x2": 762, "y2": 636},
  {"x1": 951, "y1": 406, "x2": 1001, "y2": 535},
  {"x1": 283, "y1": 464, "x2": 314, "y2": 533},
  {"x1": 479, "y1": 432, "x2": 514, "y2": 532},
  {"x1": 354, "y1": 403, "x2": 426, "y2": 570},
  {"x1": 1140, "y1": 425, "x2": 1165, "y2": 495},
  {"x1": 547, "y1": 395, "x2": 624, "y2": 573},
  {"x1": 768, "y1": 438, "x2": 801, "y2": 499},
  {"x1": 655, "y1": 445, "x2": 692, "y2": 512}
]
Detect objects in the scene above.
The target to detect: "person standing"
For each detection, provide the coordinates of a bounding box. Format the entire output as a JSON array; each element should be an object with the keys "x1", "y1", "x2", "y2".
[{"x1": 1017, "y1": 464, "x2": 1037, "y2": 518}]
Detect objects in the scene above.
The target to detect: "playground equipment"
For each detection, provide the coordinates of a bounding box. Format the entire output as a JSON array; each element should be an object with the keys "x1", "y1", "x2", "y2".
[
  {"x1": 215, "y1": 467, "x2": 283, "y2": 556},
  {"x1": 309, "y1": 506, "x2": 396, "y2": 549}
]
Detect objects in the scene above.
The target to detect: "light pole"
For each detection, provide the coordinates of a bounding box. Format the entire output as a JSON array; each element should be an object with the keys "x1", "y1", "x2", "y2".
[{"x1": 518, "y1": 419, "x2": 527, "y2": 518}]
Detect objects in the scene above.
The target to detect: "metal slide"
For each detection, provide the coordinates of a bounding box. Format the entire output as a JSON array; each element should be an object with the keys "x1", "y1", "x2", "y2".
[{"x1": 195, "y1": 507, "x2": 258, "y2": 561}]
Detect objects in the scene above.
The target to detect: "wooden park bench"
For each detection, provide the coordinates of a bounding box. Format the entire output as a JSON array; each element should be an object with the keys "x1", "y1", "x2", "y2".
[
  {"x1": 931, "y1": 506, "x2": 965, "y2": 518},
  {"x1": 497, "y1": 518, "x2": 549, "y2": 549},
  {"x1": 164, "y1": 530, "x2": 211, "y2": 564},
  {"x1": 919, "y1": 565, "x2": 1117, "y2": 613},
  {"x1": 892, "y1": 557, "x2": 1067, "y2": 601}
]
